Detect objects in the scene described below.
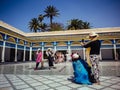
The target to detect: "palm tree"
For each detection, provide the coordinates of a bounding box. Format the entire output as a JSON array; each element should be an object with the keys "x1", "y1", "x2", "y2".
[
  {"x1": 82, "y1": 22, "x2": 91, "y2": 29},
  {"x1": 38, "y1": 14, "x2": 47, "y2": 32},
  {"x1": 38, "y1": 14, "x2": 44, "y2": 23},
  {"x1": 50, "y1": 22, "x2": 64, "y2": 31},
  {"x1": 28, "y1": 18, "x2": 39, "y2": 32},
  {"x1": 39, "y1": 23, "x2": 48, "y2": 32},
  {"x1": 67, "y1": 19, "x2": 91, "y2": 30},
  {"x1": 44, "y1": 5, "x2": 59, "y2": 28},
  {"x1": 67, "y1": 19, "x2": 83, "y2": 30}
]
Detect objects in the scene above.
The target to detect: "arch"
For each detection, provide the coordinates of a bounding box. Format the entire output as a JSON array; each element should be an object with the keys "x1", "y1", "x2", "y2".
[
  {"x1": 46, "y1": 42, "x2": 52, "y2": 46},
  {"x1": 33, "y1": 42, "x2": 40, "y2": 46},
  {"x1": 26, "y1": 42, "x2": 30, "y2": 46},
  {"x1": 0, "y1": 34, "x2": 3, "y2": 40},
  {"x1": 72, "y1": 41, "x2": 81, "y2": 45},
  {"x1": 102, "y1": 40, "x2": 112, "y2": 44},
  {"x1": 57, "y1": 41, "x2": 66, "y2": 46},
  {"x1": 7, "y1": 37, "x2": 15, "y2": 43},
  {"x1": 19, "y1": 40, "x2": 24, "y2": 45},
  {"x1": 116, "y1": 40, "x2": 120, "y2": 44}
]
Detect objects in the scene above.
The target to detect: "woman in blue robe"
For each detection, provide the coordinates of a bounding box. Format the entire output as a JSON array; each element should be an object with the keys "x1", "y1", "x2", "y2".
[{"x1": 71, "y1": 53, "x2": 92, "y2": 85}]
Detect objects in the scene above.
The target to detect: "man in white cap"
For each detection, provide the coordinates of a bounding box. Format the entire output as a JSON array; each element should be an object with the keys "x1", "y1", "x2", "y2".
[{"x1": 81, "y1": 32, "x2": 101, "y2": 85}]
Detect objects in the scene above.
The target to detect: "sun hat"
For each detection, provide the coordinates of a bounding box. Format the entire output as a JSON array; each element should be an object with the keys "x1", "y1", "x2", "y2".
[
  {"x1": 72, "y1": 53, "x2": 79, "y2": 59},
  {"x1": 47, "y1": 48, "x2": 52, "y2": 51},
  {"x1": 37, "y1": 48, "x2": 41, "y2": 51},
  {"x1": 89, "y1": 32, "x2": 99, "y2": 37}
]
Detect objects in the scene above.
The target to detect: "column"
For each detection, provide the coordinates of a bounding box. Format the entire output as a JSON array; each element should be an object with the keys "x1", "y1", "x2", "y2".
[
  {"x1": 112, "y1": 40, "x2": 117, "y2": 60},
  {"x1": 41, "y1": 42, "x2": 45, "y2": 60},
  {"x1": 23, "y1": 41, "x2": 26, "y2": 61},
  {"x1": 80, "y1": 40, "x2": 86, "y2": 60},
  {"x1": 52, "y1": 42, "x2": 57, "y2": 52},
  {"x1": 29, "y1": 43, "x2": 32, "y2": 61},
  {"x1": 67, "y1": 41, "x2": 72, "y2": 55},
  {"x1": 83, "y1": 48, "x2": 86, "y2": 60},
  {"x1": 1, "y1": 34, "x2": 7, "y2": 62},
  {"x1": 99, "y1": 40, "x2": 103, "y2": 60},
  {"x1": 14, "y1": 38, "x2": 18, "y2": 62},
  {"x1": 99, "y1": 49, "x2": 102, "y2": 60}
]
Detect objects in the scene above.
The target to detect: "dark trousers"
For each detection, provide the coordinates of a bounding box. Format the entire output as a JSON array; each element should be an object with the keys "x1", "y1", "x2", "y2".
[
  {"x1": 48, "y1": 56, "x2": 54, "y2": 67},
  {"x1": 35, "y1": 62, "x2": 40, "y2": 69}
]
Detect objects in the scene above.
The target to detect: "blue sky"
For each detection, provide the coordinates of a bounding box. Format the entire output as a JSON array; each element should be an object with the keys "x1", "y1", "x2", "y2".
[{"x1": 0, "y1": 0, "x2": 120, "y2": 32}]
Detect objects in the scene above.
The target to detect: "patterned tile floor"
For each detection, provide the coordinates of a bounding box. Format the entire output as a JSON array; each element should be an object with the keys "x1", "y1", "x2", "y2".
[{"x1": 0, "y1": 61, "x2": 120, "y2": 90}]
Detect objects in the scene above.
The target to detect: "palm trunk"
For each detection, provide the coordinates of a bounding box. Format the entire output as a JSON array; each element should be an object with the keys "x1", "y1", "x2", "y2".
[{"x1": 50, "y1": 16, "x2": 53, "y2": 29}]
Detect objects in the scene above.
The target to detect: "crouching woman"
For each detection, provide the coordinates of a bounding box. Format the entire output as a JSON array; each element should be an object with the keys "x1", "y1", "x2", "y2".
[{"x1": 70, "y1": 53, "x2": 92, "y2": 85}]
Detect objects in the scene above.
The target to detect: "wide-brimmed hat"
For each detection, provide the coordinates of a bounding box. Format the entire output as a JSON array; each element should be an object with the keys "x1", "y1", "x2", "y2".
[
  {"x1": 47, "y1": 48, "x2": 52, "y2": 51},
  {"x1": 72, "y1": 53, "x2": 79, "y2": 59},
  {"x1": 37, "y1": 48, "x2": 41, "y2": 51},
  {"x1": 89, "y1": 32, "x2": 99, "y2": 37}
]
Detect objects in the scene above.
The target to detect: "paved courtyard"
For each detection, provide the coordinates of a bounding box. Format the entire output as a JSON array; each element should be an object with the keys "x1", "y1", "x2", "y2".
[{"x1": 0, "y1": 61, "x2": 120, "y2": 90}]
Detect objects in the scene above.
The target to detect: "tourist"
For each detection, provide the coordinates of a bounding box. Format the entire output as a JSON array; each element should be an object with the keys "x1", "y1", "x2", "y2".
[
  {"x1": 68, "y1": 53, "x2": 92, "y2": 85},
  {"x1": 54, "y1": 51, "x2": 64, "y2": 63},
  {"x1": 34, "y1": 48, "x2": 43, "y2": 70},
  {"x1": 81, "y1": 32, "x2": 101, "y2": 85},
  {"x1": 46, "y1": 48, "x2": 56, "y2": 69}
]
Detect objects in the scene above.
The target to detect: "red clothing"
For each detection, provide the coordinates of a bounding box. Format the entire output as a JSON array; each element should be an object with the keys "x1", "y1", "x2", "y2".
[{"x1": 36, "y1": 52, "x2": 42, "y2": 63}]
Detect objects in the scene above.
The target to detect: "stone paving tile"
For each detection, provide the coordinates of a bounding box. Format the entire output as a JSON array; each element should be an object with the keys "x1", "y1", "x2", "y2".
[
  {"x1": 102, "y1": 88, "x2": 115, "y2": 90},
  {"x1": 0, "y1": 83, "x2": 11, "y2": 88},
  {"x1": 47, "y1": 82, "x2": 62, "y2": 88},
  {"x1": 77, "y1": 87, "x2": 95, "y2": 90},
  {"x1": 0, "y1": 87, "x2": 14, "y2": 90},
  {"x1": 34, "y1": 85, "x2": 50, "y2": 90},
  {"x1": 67, "y1": 83, "x2": 82, "y2": 88},
  {"x1": 22, "y1": 88, "x2": 34, "y2": 90},
  {"x1": 42, "y1": 80, "x2": 54, "y2": 84},
  {"x1": 29, "y1": 82, "x2": 43, "y2": 87},
  {"x1": 14, "y1": 84, "x2": 30, "y2": 89},
  {"x1": 12, "y1": 82, "x2": 25, "y2": 86},
  {"x1": 110, "y1": 85, "x2": 120, "y2": 90},
  {"x1": 55, "y1": 85, "x2": 72, "y2": 90}
]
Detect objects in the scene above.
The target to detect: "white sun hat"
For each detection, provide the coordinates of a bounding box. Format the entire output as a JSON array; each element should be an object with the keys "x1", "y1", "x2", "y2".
[
  {"x1": 72, "y1": 53, "x2": 79, "y2": 59},
  {"x1": 47, "y1": 48, "x2": 52, "y2": 51},
  {"x1": 89, "y1": 32, "x2": 99, "y2": 37},
  {"x1": 37, "y1": 48, "x2": 40, "y2": 51}
]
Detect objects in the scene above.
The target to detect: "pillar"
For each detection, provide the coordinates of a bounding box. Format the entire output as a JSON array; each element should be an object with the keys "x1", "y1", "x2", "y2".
[
  {"x1": 67, "y1": 41, "x2": 72, "y2": 55},
  {"x1": 83, "y1": 48, "x2": 86, "y2": 60},
  {"x1": 23, "y1": 41, "x2": 26, "y2": 61},
  {"x1": 52, "y1": 42, "x2": 57, "y2": 52},
  {"x1": 99, "y1": 40, "x2": 102, "y2": 60},
  {"x1": 1, "y1": 34, "x2": 7, "y2": 62},
  {"x1": 29, "y1": 43, "x2": 32, "y2": 61},
  {"x1": 14, "y1": 38, "x2": 18, "y2": 62},
  {"x1": 41, "y1": 42, "x2": 45, "y2": 60},
  {"x1": 112, "y1": 40, "x2": 117, "y2": 60}
]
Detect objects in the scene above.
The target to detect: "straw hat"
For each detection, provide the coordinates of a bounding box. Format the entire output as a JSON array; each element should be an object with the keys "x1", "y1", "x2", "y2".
[
  {"x1": 47, "y1": 48, "x2": 52, "y2": 51},
  {"x1": 72, "y1": 53, "x2": 79, "y2": 59},
  {"x1": 89, "y1": 32, "x2": 99, "y2": 37}
]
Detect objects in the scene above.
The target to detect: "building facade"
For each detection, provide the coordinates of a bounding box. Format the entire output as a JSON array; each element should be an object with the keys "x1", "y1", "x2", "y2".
[{"x1": 0, "y1": 21, "x2": 120, "y2": 63}]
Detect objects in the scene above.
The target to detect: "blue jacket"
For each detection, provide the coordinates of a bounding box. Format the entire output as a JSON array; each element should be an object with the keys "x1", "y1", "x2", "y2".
[{"x1": 72, "y1": 59, "x2": 92, "y2": 85}]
